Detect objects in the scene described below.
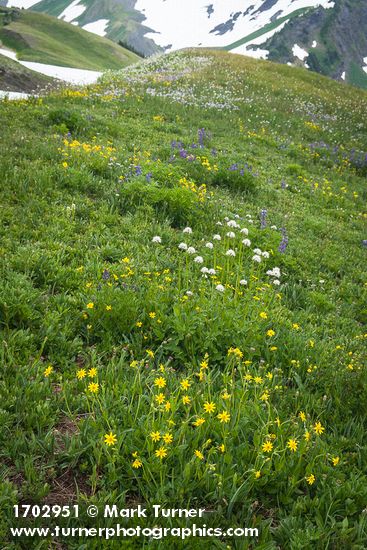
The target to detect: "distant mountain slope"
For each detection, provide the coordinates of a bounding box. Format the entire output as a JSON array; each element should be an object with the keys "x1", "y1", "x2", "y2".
[
  {"x1": 2, "y1": 0, "x2": 335, "y2": 58},
  {"x1": 2, "y1": 1, "x2": 366, "y2": 89},
  {"x1": 263, "y1": 0, "x2": 367, "y2": 89},
  {"x1": 0, "y1": 6, "x2": 140, "y2": 69}
]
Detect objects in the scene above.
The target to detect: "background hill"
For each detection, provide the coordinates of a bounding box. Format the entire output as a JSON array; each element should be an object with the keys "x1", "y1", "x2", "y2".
[
  {"x1": 0, "y1": 6, "x2": 140, "y2": 69},
  {"x1": 0, "y1": 50, "x2": 366, "y2": 547}
]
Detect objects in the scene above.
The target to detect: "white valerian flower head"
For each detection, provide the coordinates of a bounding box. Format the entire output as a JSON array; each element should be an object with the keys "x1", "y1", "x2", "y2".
[
  {"x1": 227, "y1": 220, "x2": 238, "y2": 228},
  {"x1": 240, "y1": 228, "x2": 249, "y2": 235},
  {"x1": 216, "y1": 221, "x2": 223, "y2": 226},
  {"x1": 242, "y1": 239, "x2": 251, "y2": 247},
  {"x1": 186, "y1": 291, "x2": 194, "y2": 296},
  {"x1": 240, "y1": 279, "x2": 248, "y2": 286},
  {"x1": 194, "y1": 256, "x2": 204, "y2": 263},
  {"x1": 271, "y1": 225, "x2": 278, "y2": 230},
  {"x1": 216, "y1": 284, "x2": 225, "y2": 292},
  {"x1": 253, "y1": 248, "x2": 262, "y2": 255},
  {"x1": 152, "y1": 236, "x2": 161, "y2": 243},
  {"x1": 272, "y1": 279, "x2": 281, "y2": 285},
  {"x1": 226, "y1": 231, "x2": 236, "y2": 238},
  {"x1": 205, "y1": 242, "x2": 214, "y2": 249},
  {"x1": 248, "y1": 219, "x2": 254, "y2": 224},
  {"x1": 267, "y1": 267, "x2": 281, "y2": 278},
  {"x1": 226, "y1": 249, "x2": 236, "y2": 257},
  {"x1": 208, "y1": 268, "x2": 216, "y2": 275},
  {"x1": 200, "y1": 267, "x2": 209, "y2": 274},
  {"x1": 213, "y1": 234, "x2": 221, "y2": 241},
  {"x1": 178, "y1": 242, "x2": 188, "y2": 250},
  {"x1": 262, "y1": 251, "x2": 270, "y2": 259},
  {"x1": 187, "y1": 246, "x2": 196, "y2": 254},
  {"x1": 252, "y1": 254, "x2": 262, "y2": 263},
  {"x1": 224, "y1": 216, "x2": 229, "y2": 222},
  {"x1": 234, "y1": 214, "x2": 240, "y2": 219},
  {"x1": 183, "y1": 227, "x2": 192, "y2": 234}
]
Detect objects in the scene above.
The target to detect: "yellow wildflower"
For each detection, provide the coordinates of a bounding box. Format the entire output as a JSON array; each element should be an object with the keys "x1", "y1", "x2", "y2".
[
  {"x1": 217, "y1": 410, "x2": 230, "y2": 423},
  {"x1": 155, "y1": 447, "x2": 167, "y2": 459},
  {"x1": 104, "y1": 432, "x2": 117, "y2": 447}
]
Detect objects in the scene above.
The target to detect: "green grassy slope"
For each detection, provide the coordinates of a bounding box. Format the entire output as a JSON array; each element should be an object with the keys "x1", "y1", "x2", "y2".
[
  {"x1": 0, "y1": 7, "x2": 140, "y2": 69},
  {"x1": 0, "y1": 51, "x2": 366, "y2": 548},
  {"x1": 0, "y1": 51, "x2": 54, "y2": 91}
]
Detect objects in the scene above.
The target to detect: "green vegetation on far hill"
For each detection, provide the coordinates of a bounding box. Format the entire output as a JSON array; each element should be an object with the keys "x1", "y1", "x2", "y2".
[
  {"x1": 0, "y1": 52, "x2": 54, "y2": 92},
  {"x1": 0, "y1": 50, "x2": 366, "y2": 548},
  {"x1": 0, "y1": 6, "x2": 140, "y2": 70}
]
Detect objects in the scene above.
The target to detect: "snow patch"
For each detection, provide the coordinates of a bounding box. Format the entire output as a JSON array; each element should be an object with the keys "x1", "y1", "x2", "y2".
[
  {"x1": 83, "y1": 19, "x2": 110, "y2": 37},
  {"x1": 292, "y1": 43, "x2": 308, "y2": 61},
  {"x1": 6, "y1": 0, "x2": 40, "y2": 8},
  {"x1": 363, "y1": 57, "x2": 367, "y2": 74},
  {"x1": 0, "y1": 47, "x2": 18, "y2": 61},
  {"x1": 59, "y1": 0, "x2": 86, "y2": 23},
  {"x1": 20, "y1": 61, "x2": 101, "y2": 84},
  {"x1": 134, "y1": 0, "x2": 336, "y2": 51},
  {"x1": 341, "y1": 71, "x2": 345, "y2": 80},
  {"x1": 312, "y1": 40, "x2": 317, "y2": 47},
  {"x1": 0, "y1": 90, "x2": 29, "y2": 100}
]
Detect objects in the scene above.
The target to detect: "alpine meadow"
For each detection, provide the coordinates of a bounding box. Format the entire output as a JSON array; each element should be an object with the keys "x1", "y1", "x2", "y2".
[{"x1": 0, "y1": 49, "x2": 367, "y2": 549}]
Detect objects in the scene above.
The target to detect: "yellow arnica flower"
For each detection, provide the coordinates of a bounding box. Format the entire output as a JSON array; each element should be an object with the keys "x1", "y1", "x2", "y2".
[
  {"x1": 180, "y1": 379, "x2": 191, "y2": 391},
  {"x1": 260, "y1": 312, "x2": 268, "y2": 319},
  {"x1": 106, "y1": 305, "x2": 112, "y2": 311},
  {"x1": 313, "y1": 421, "x2": 325, "y2": 435},
  {"x1": 155, "y1": 447, "x2": 167, "y2": 459},
  {"x1": 77, "y1": 369, "x2": 86, "y2": 380},
  {"x1": 88, "y1": 382, "x2": 99, "y2": 393},
  {"x1": 162, "y1": 433, "x2": 173, "y2": 444},
  {"x1": 149, "y1": 312, "x2": 156, "y2": 319},
  {"x1": 132, "y1": 459, "x2": 142, "y2": 469},
  {"x1": 164, "y1": 402, "x2": 171, "y2": 411},
  {"x1": 182, "y1": 396, "x2": 191, "y2": 405},
  {"x1": 222, "y1": 391, "x2": 231, "y2": 400},
  {"x1": 203, "y1": 401, "x2": 216, "y2": 414},
  {"x1": 193, "y1": 418, "x2": 205, "y2": 427},
  {"x1": 304, "y1": 430, "x2": 311, "y2": 441},
  {"x1": 262, "y1": 441, "x2": 273, "y2": 453},
  {"x1": 195, "y1": 450, "x2": 204, "y2": 460},
  {"x1": 155, "y1": 393, "x2": 165, "y2": 405},
  {"x1": 104, "y1": 432, "x2": 117, "y2": 446},
  {"x1": 219, "y1": 444, "x2": 225, "y2": 453},
  {"x1": 255, "y1": 471, "x2": 261, "y2": 479},
  {"x1": 150, "y1": 431, "x2": 160, "y2": 442},
  {"x1": 146, "y1": 349, "x2": 154, "y2": 358},
  {"x1": 86, "y1": 302, "x2": 94, "y2": 309},
  {"x1": 332, "y1": 457, "x2": 340, "y2": 466},
  {"x1": 266, "y1": 329, "x2": 275, "y2": 337},
  {"x1": 299, "y1": 411, "x2": 306, "y2": 422},
  {"x1": 44, "y1": 366, "x2": 53, "y2": 377},
  {"x1": 287, "y1": 439, "x2": 298, "y2": 452},
  {"x1": 136, "y1": 321, "x2": 143, "y2": 327},
  {"x1": 306, "y1": 473, "x2": 315, "y2": 485},
  {"x1": 154, "y1": 377, "x2": 166, "y2": 388},
  {"x1": 217, "y1": 411, "x2": 230, "y2": 423},
  {"x1": 88, "y1": 368, "x2": 97, "y2": 378},
  {"x1": 260, "y1": 391, "x2": 269, "y2": 402}
]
